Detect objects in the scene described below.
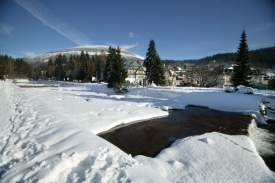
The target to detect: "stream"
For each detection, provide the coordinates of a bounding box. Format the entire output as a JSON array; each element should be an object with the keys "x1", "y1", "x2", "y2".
[{"x1": 98, "y1": 106, "x2": 275, "y2": 172}]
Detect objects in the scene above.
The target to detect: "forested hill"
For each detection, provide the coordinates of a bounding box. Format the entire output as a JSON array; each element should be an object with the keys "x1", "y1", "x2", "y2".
[{"x1": 163, "y1": 46, "x2": 275, "y2": 68}]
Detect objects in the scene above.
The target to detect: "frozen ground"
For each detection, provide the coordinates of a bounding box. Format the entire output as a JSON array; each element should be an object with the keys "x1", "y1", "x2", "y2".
[{"x1": 0, "y1": 79, "x2": 274, "y2": 183}]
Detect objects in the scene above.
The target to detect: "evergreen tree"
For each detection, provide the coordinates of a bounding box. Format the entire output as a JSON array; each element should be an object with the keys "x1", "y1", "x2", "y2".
[
  {"x1": 53, "y1": 54, "x2": 62, "y2": 80},
  {"x1": 94, "y1": 54, "x2": 102, "y2": 83},
  {"x1": 60, "y1": 55, "x2": 68, "y2": 80},
  {"x1": 0, "y1": 54, "x2": 31, "y2": 79},
  {"x1": 231, "y1": 30, "x2": 251, "y2": 86},
  {"x1": 104, "y1": 46, "x2": 115, "y2": 82},
  {"x1": 99, "y1": 50, "x2": 107, "y2": 80},
  {"x1": 77, "y1": 51, "x2": 89, "y2": 82},
  {"x1": 108, "y1": 47, "x2": 127, "y2": 88},
  {"x1": 143, "y1": 39, "x2": 166, "y2": 86},
  {"x1": 14, "y1": 58, "x2": 31, "y2": 78},
  {"x1": 152, "y1": 56, "x2": 166, "y2": 86},
  {"x1": 46, "y1": 58, "x2": 54, "y2": 79},
  {"x1": 68, "y1": 55, "x2": 76, "y2": 81}
]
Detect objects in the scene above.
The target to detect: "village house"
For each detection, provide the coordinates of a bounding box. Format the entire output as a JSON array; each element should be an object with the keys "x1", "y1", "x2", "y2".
[
  {"x1": 125, "y1": 61, "x2": 146, "y2": 85},
  {"x1": 164, "y1": 67, "x2": 177, "y2": 86}
]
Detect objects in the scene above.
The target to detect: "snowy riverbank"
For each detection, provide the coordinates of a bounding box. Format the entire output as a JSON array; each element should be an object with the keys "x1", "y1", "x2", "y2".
[{"x1": 0, "y1": 80, "x2": 274, "y2": 182}]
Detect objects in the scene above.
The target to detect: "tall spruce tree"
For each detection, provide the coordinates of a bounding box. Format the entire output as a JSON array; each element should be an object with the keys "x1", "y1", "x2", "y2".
[
  {"x1": 143, "y1": 39, "x2": 165, "y2": 86},
  {"x1": 46, "y1": 58, "x2": 54, "y2": 79},
  {"x1": 54, "y1": 54, "x2": 63, "y2": 80},
  {"x1": 60, "y1": 55, "x2": 67, "y2": 80},
  {"x1": 94, "y1": 53, "x2": 102, "y2": 83},
  {"x1": 104, "y1": 46, "x2": 115, "y2": 83},
  {"x1": 108, "y1": 47, "x2": 127, "y2": 88},
  {"x1": 231, "y1": 30, "x2": 251, "y2": 87},
  {"x1": 78, "y1": 51, "x2": 89, "y2": 82},
  {"x1": 152, "y1": 56, "x2": 166, "y2": 86}
]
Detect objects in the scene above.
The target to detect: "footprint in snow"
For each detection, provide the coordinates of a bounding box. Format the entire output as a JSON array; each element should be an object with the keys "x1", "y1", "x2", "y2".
[{"x1": 199, "y1": 137, "x2": 215, "y2": 145}]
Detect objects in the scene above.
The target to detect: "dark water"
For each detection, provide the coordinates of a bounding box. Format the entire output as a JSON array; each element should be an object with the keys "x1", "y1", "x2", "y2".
[
  {"x1": 255, "y1": 122, "x2": 275, "y2": 172},
  {"x1": 99, "y1": 106, "x2": 275, "y2": 172},
  {"x1": 99, "y1": 106, "x2": 251, "y2": 157}
]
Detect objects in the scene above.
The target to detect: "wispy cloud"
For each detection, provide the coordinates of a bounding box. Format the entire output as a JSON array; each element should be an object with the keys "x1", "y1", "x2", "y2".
[
  {"x1": 0, "y1": 23, "x2": 15, "y2": 36},
  {"x1": 23, "y1": 51, "x2": 36, "y2": 56},
  {"x1": 14, "y1": 0, "x2": 92, "y2": 45},
  {"x1": 106, "y1": 42, "x2": 139, "y2": 50},
  {"x1": 129, "y1": 32, "x2": 134, "y2": 38},
  {"x1": 128, "y1": 31, "x2": 141, "y2": 38},
  {"x1": 255, "y1": 23, "x2": 275, "y2": 32}
]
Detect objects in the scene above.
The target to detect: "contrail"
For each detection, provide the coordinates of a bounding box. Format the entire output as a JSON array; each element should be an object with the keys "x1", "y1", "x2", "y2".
[{"x1": 14, "y1": 0, "x2": 92, "y2": 46}]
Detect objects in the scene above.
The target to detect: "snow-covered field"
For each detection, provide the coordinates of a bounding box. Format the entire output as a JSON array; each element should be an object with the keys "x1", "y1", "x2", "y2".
[{"x1": 0, "y1": 79, "x2": 274, "y2": 183}]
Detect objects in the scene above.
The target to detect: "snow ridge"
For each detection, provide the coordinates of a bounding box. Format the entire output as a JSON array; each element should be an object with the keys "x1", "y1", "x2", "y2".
[{"x1": 24, "y1": 45, "x2": 144, "y2": 63}]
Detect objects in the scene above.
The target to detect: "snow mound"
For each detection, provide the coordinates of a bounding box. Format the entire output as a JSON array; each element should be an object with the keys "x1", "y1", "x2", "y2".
[
  {"x1": 236, "y1": 85, "x2": 253, "y2": 94},
  {"x1": 13, "y1": 79, "x2": 29, "y2": 83},
  {"x1": 38, "y1": 147, "x2": 138, "y2": 183},
  {"x1": 224, "y1": 85, "x2": 234, "y2": 93},
  {"x1": 135, "y1": 132, "x2": 275, "y2": 183},
  {"x1": 260, "y1": 95, "x2": 275, "y2": 121}
]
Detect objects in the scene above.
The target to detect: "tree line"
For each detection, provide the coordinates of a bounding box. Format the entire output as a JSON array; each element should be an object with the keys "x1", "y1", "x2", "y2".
[
  {"x1": 45, "y1": 46, "x2": 130, "y2": 88},
  {"x1": 0, "y1": 54, "x2": 31, "y2": 79},
  {"x1": 162, "y1": 46, "x2": 275, "y2": 68},
  {"x1": 46, "y1": 41, "x2": 166, "y2": 88},
  {"x1": 46, "y1": 50, "x2": 105, "y2": 82}
]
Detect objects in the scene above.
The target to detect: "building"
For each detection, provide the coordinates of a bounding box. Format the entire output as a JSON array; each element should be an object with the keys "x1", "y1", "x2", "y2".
[
  {"x1": 125, "y1": 61, "x2": 146, "y2": 84},
  {"x1": 164, "y1": 68, "x2": 177, "y2": 86}
]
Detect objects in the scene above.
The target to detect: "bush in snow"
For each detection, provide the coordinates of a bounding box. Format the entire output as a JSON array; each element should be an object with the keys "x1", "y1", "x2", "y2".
[
  {"x1": 113, "y1": 83, "x2": 129, "y2": 94},
  {"x1": 224, "y1": 85, "x2": 253, "y2": 94},
  {"x1": 224, "y1": 86, "x2": 235, "y2": 93}
]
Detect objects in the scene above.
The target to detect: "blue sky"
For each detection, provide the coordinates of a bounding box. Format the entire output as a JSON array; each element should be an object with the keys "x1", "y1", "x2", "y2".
[{"x1": 0, "y1": 0, "x2": 274, "y2": 60}]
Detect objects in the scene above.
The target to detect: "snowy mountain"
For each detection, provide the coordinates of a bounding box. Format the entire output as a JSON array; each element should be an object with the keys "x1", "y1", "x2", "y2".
[{"x1": 23, "y1": 45, "x2": 145, "y2": 64}]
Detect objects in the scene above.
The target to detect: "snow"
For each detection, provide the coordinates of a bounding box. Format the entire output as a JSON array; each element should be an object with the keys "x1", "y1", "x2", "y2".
[
  {"x1": 0, "y1": 80, "x2": 275, "y2": 182},
  {"x1": 135, "y1": 132, "x2": 275, "y2": 183},
  {"x1": 236, "y1": 85, "x2": 254, "y2": 94}
]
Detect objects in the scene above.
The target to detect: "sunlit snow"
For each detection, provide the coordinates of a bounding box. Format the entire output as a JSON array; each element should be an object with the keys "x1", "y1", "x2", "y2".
[{"x1": 0, "y1": 79, "x2": 274, "y2": 182}]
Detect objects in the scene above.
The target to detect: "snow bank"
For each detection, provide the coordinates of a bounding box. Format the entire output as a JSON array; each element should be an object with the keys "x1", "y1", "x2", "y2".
[
  {"x1": 128, "y1": 86, "x2": 266, "y2": 124},
  {"x1": 135, "y1": 132, "x2": 275, "y2": 183},
  {"x1": 0, "y1": 81, "x2": 169, "y2": 183},
  {"x1": 1, "y1": 80, "x2": 274, "y2": 182}
]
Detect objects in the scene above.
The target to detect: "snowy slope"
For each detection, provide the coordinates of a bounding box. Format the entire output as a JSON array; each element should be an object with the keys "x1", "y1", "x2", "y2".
[
  {"x1": 23, "y1": 45, "x2": 144, "y2": 63},
  {"x1": 0, "y1": 80, "x2": 274, "y2": 182}
]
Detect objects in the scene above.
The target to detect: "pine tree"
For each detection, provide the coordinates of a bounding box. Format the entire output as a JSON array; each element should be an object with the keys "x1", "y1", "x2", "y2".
[
  {"x1": 99, "y1": 50, "x2": 107, "y2": 80},
  {"x1": 68, "y1": 55, "x2": 76, "y2": 81},
  {"x1": 78, "y1": 51, "x2": 89, "y2": 82},
  {"x1": 46, "y1": 58, "x2": 54, "y2": 79},
  {"x1": 152, "y1": 56, "x2": 166, "y2": 86},
  {"x1": 231, "y1": 30, "x2": 251, "y2": 87},
  {"x1": 53, "y1": 54, "x2": 62, "y2": 80},
  {"x1": 108, "y1": 47, "x2": 127, "y2": 88},
  {"x1": 143, "y1": 39, "x2": 166, "y2": 86},
  {"x1": 104, "y1": 46, "x2": 115, "y2": 83},
  {"x1": 60, "y1": 55, "x2": 67, "y2": 80}
]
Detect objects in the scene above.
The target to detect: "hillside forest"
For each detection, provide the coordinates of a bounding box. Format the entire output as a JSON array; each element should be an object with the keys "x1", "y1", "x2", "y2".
[{"x1": 0, "y1": 46, "x2": 274, "y2": 81}]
